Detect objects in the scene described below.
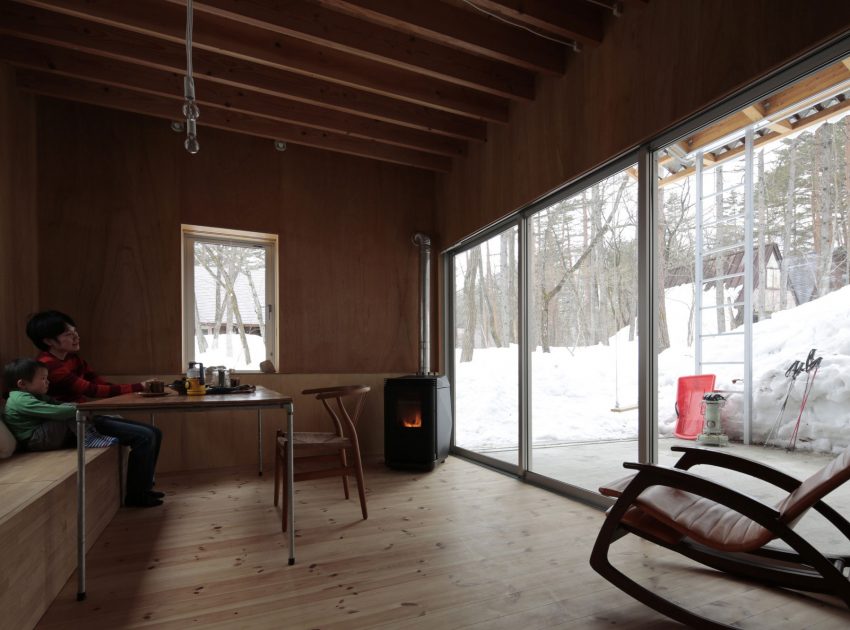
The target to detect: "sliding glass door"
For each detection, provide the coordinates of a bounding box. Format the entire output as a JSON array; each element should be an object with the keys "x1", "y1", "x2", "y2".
[
  {"x1": 527, "y1": 165, "x2": 640, "y2": 491},
  {"x1": 448, "y1": 38, "x2": 850, "y2": 503}
]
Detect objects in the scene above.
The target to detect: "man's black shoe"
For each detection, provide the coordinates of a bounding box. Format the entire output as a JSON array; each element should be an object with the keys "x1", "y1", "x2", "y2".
[{"x1": 125, "y1": 494, "x2": 163, "y2": 508}]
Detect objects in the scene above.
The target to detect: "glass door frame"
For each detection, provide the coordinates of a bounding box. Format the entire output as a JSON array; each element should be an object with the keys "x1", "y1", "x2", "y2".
[
  {"x1": 520, "y1": 151, "x2": 642, "y2": 505},
  {"x1": 444, "y1": 215, "x2": 523, "y2": 479},
  {"x1": 444, "y1": 151, "x2": 641, "y2": 508}
]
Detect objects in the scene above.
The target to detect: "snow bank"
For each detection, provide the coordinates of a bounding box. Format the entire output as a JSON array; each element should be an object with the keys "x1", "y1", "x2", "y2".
[{"x1": 456, "y1": 285, "x2": 850, "y2": 454}]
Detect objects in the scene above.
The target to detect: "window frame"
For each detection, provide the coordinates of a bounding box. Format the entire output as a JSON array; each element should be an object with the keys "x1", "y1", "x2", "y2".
[{"x1": 181, "y1": 224, "x2": 279, "y2": 372}]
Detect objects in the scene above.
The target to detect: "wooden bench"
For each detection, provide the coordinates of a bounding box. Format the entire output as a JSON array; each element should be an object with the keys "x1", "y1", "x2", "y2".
[{"x1": 0, "y1": 445, "x2": 121, "y2": 630}]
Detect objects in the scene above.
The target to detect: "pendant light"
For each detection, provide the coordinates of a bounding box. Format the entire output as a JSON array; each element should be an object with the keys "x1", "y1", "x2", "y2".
[{"x1": 183, "y1": 0, "x2": 200, "y2": 154}]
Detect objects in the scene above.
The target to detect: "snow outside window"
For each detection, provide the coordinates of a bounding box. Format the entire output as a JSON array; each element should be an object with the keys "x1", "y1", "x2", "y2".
[{"x1": 182, "y1": 225, "x2": 278, "y2": 371}]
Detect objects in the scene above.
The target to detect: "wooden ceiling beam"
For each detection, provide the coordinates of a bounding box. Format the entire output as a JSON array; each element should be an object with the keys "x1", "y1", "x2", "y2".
[
  {"x1": 0, "y1": 2, "x2": 487, "y2": 141},
  {"x1": 315, "y1": 0, "x2": 565, "y2": 75},
  {"x1": 164, "y1": 0, "x2": 535, "y2": 101},
  {"x1": 15, "y1": 68, "x2": 452, "y2": 172},
  {"x1": 0, "y1": 37, "x2": 467, "y2": 158},
  {"x1": 12, "y1": 0, "x2": 510, "y2": 121},
  {"x1": 462, "y1": 0, "x2": 604, "y2": 48}
]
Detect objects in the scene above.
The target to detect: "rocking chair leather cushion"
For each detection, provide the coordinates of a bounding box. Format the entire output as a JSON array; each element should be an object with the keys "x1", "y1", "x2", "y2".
[
  {"x1": 591, "y1": 445, "x2": 850, "y2": 628},
  {"x1": 273, "y1": 385, "x2": 370, "y2": 531}
]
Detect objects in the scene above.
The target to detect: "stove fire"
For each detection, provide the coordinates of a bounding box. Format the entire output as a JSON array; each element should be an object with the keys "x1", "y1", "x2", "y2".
[{"x1": 399, "y1": 401, "x2": 423, "y2": 428}]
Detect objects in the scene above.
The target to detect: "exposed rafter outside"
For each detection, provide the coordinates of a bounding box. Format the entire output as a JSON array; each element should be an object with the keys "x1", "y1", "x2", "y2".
[{"x1": 657, "y1": 57, "x2": 850, "y2": 188}]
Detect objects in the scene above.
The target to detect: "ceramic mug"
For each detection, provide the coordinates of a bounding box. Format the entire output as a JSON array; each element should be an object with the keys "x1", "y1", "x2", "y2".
[{"x1": 147, "y1": 379, "x2": 165, "y2": 394}]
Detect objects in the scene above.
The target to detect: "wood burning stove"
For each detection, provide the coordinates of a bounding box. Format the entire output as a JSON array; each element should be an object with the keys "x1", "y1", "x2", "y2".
[{"x1": 384, "y1": 375, "x2": 451, "y2": 470}]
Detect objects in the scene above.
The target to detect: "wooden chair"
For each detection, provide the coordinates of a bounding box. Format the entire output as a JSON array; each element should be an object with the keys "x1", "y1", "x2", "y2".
[
  {"x1": 590, "y1": 445, "x2": 850, "y2": 628},
  {"x1": 273, "y1": 385, "x2": 370, "y2": 531}
]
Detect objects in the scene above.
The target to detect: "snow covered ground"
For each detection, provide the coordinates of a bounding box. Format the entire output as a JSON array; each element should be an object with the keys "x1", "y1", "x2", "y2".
[
  {"x1": 194, "y1": 332, "x2": 267, "y2": 371},
  {"x1": 455, "y1": 284, "x2": 850, "y2": 455}
]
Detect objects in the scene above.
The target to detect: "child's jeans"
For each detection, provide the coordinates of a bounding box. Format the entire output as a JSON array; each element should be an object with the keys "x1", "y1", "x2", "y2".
[{"x1": 26, "y1": 419, "x2": 77, "y2": 451}]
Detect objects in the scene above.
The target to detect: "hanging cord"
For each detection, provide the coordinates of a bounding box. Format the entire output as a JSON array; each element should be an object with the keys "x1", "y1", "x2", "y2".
[
  {"x1": 586, "y1": 0, "x2": 624, "y2": 17},
  {"x1": 183, "y1": 0, "x2": 200, "y2": 154},
  {"x1": 787, "y1": 349, "x2": 822, "y2": 451},
  {"x1": 458, "y1": 0, "x2": 582, "y2": 51}
]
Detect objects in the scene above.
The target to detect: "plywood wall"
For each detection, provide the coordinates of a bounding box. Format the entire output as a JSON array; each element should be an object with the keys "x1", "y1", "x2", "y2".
[
  {"x1": 0, "y1": 63, "x2": 38, "y2": 371},
  {"x1": 34, "y1": 99, "x2": 435, "y2": 375},
  {"x1": 436, "y1": 0, "x2": 850, "y2": 247}
]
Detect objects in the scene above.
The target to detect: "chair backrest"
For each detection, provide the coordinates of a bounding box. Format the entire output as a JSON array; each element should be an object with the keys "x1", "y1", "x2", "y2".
[
  {"x1": 302, "y1": 386, "x2": 370, "y2": 439},
  {"x1": 778, "y1": 444, "x2": 850, "y2": 524}
]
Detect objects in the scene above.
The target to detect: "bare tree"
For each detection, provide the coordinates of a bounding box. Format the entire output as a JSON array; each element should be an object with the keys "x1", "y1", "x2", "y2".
[
  {"x1": 757, "y1": 149, "x2": 767, "y2": 319},
  {"x1": 196, "y1": 244, "x2": 259, "y2": 364},
  {"x1": 780, "y1": 137, "x2": 797, "y2": 310},
  {"x1": 460, "y1": 248, "x2": 480, "y2": 362},
  {"x1": 714, "y1": 165, "x2": 727, "y2": 333},
  {"x1": 537, "y1": 179, "x2": 627, "y2": 352},
  {"x1": 656, "y1": 182, "x2": 671, "y2": 352},
  {"x1": 815, "y1": 124, "x2": 835, "y2": 297}
]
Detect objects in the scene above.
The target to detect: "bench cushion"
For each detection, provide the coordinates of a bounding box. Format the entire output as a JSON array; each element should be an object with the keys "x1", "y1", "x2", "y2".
[{"x1": 0, "y1": 418, "x2": 15, "y2": 459}]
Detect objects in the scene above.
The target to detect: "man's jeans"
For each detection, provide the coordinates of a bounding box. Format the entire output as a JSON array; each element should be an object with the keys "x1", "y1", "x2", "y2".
[{"x1": 94, "y1": 416, "x2": 162, "y2": 498}]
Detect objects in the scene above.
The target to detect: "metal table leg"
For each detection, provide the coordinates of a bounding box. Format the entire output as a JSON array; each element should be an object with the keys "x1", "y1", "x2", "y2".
[
  {"x1": 76, "y1": 409, "x2": 87, "y2": 601},
  {"x1": 258, "y1": 409, "x2": 263, "y2": 475},
  {"x1": 286, "y1": 401, "x2": 295, "y2": 565}
]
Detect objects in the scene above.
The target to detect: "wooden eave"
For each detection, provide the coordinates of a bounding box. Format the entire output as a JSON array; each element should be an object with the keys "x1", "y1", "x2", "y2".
[{"x1": 658, "y1": 57, "x2": 850, "y2": 188}]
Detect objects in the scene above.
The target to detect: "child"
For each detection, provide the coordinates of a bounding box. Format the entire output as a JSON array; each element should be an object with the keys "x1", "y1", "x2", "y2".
[{"x1": 3, "y1": 358, "x2": 78, "y2": 451}]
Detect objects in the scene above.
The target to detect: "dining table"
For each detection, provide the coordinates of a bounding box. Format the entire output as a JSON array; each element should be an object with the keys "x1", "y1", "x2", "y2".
[{"x1": 73, "y1": 385, "x2": 295, "y2": 601}]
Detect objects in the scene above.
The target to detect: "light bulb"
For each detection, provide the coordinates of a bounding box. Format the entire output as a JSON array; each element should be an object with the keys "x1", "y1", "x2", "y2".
[
  {"x1": 182, "y1": 99, "x2": 200, "y2": 121},
  {"x1": 185, "y1": 134, "x2": 200, "y2": 154}
]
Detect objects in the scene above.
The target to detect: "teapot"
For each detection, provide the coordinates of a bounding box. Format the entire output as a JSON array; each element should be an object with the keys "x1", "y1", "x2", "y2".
[{"x1": 186, "y1": 362, "x2": 206, "y2": 396}]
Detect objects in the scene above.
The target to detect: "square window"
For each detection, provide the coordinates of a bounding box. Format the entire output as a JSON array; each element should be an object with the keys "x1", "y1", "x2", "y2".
[{"x1": 182, "y1": 225, "x2": 278, "y2": 371}]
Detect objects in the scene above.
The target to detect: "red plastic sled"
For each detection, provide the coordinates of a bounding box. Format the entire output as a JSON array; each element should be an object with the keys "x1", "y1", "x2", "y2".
[{"x1": 674, "y1": 374, "x2": 716, "y2": 439}]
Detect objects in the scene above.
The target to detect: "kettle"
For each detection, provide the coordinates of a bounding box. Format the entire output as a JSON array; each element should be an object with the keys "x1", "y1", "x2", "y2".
[{"x1": 186, "y1": 361, "x2": 206, "y2": 396}]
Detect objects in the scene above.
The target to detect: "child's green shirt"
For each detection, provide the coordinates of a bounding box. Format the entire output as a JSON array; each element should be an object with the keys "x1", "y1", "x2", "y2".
[{"x1": 2, "y1": 390, "x2": 77, "y2": 443}]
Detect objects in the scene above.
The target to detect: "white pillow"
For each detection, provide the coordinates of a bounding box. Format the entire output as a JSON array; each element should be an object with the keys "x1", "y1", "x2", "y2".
[{"x1": 0, "y1": 417, "x2": 16, "y2": 459}]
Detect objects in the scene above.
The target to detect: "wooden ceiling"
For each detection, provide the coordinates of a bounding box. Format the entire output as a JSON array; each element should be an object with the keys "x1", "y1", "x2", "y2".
[{"x1": 0, "y1": 0, "x2": 623, "y2": 172}]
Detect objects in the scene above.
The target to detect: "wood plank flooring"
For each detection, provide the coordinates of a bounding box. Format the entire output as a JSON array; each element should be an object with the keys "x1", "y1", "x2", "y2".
[{"x1": 36, "y1": 457, "x2": 850, "y2": 629}]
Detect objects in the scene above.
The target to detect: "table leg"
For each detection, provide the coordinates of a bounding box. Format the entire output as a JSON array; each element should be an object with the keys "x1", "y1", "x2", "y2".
[
  {"x1": 286, "y1": 401, "x2": 295, "y2": 565},
  {"x1": 76, "y1": 410, "x2": 87, "y2": 601},
  {"x1": 258, "y1": 410, "x2": 263, "y2": 476}
]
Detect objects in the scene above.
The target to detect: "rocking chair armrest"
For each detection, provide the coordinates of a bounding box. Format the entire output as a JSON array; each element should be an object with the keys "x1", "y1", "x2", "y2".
[
  {"x1": 670, "y1": 446, "x2": 803, "y2": 492},
  {"x1": 620, "y1": 462, "x2": 783, "y2": 526}
]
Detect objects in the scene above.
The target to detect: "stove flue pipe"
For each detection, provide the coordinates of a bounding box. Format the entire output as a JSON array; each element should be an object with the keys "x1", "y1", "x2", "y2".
[{"x1": 412, "y1": 233, "x2": 431, "y2": 375}]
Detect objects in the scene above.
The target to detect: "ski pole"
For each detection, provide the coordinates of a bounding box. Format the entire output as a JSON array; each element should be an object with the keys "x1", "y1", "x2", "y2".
[
  {"x1": 764, "y1": 359, "x2": 803, "y2": 448},
  {"x1": 787, "y1": 350, "x2": 822, "y2": 451}
]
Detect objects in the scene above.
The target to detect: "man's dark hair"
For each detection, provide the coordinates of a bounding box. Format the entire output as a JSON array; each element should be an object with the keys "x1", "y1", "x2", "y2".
[
  {"x1": 3, "y1": 358, "x2": 47, "y2": 392},
  {"x1": 26, "y1": 310, "x2": 76, "y2": 351}
]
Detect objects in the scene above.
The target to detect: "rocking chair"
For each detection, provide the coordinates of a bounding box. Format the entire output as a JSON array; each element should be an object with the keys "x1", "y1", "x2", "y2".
[{"x1": 590, "y1": 445, "x2": 850, "y2": 628}]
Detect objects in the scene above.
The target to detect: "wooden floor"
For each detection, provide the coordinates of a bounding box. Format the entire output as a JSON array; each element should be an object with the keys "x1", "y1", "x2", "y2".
[{"x1": 37, "y1": 457, "x2": 850, "y2": 629}]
